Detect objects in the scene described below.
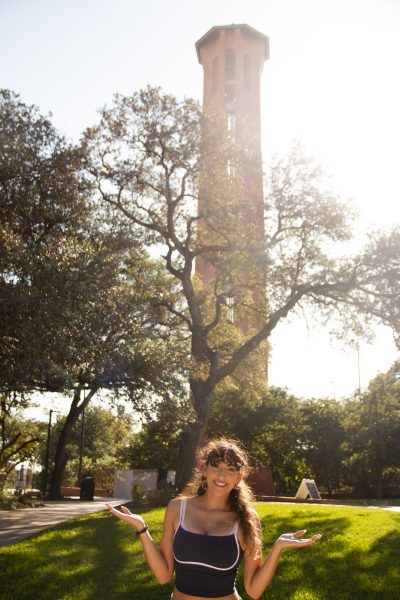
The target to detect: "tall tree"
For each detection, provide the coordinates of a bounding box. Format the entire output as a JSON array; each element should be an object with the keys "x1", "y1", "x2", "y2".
[
  {"x1": 343, "y1": 361, "x2": 400, "y2": 498},
  {"x1": 85, "y1": 87, "x2": 400, "y2": 489},
  {"x1": 0, "y1": 393, "x2": 42, "y2": 492},
  {"x1": 0, "y1": 89, "x2": 90, "y2": 392},
  {"x1": 209, "y1": 385, "x2": 306, "y2": 494},
  {"x1": 0, "y1": 90, "x2": 188, "y2": 497},
  {"x1": 124, "y1": 393, "x2": 191, "y2": 471},
  {"x1": 45, "y1": 232, "x2": 187, "y2": 499},
  {"x1": 40, "y1": 404, "x2": 137, "y2": 492},
  {"x1": 301, "y1": 398, "x2": 346, "y2": 495}
]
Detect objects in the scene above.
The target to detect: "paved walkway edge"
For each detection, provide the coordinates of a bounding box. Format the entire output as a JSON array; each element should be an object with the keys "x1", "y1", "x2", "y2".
[{"x1": 0, "y1": 498, "x2": 126, "y2": 547}]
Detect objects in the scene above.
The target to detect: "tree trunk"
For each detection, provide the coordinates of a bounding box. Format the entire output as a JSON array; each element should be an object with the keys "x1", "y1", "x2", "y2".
[
  {"x1": 376, "y1": 467, "x2": 383, "y2": 500},
  {"x1": 361, "y1": 461, "x2": 366, "y2": 497},
  {"x1": 174, "y1": 383, "x2": 214, "y2": 490},
  {"x1": 48, "y1": 387, "x2": 95, "y2": 499},
  {"x1": 175, "y1": 420, "x2": 207, "y2": 490}
]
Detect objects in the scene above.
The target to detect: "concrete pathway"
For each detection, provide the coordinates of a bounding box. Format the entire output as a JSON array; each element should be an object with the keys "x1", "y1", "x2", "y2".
[{"x1": 0, "y1": 497, "x2": 126, "y2": 547}]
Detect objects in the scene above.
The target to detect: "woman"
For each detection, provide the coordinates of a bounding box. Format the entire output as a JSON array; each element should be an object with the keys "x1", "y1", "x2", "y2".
[{"x1": 107, "y1": 438, "x2": 322, "y2": 599}]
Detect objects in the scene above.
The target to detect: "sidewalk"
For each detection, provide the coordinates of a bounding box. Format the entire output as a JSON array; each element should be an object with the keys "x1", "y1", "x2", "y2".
[{"x1": 0, "y1": 497, "x2": 126, "y2": 547}]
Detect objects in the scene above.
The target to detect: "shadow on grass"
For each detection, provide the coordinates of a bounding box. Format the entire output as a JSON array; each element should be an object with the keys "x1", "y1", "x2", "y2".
[
  {"x1": 1, "y1": 505, "x2": 399, "y2": 600},
  {"x1": 240, "y1": 507, "x2": 400, "y2": 600},
  {"x1": 0, "y1": 506, "x2": 172, "y2": 600}
]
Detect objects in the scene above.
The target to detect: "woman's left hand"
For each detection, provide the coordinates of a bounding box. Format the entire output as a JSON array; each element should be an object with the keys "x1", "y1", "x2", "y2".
[{"x1": 274, "y1": 530, "x2": 322, "y2": 551}]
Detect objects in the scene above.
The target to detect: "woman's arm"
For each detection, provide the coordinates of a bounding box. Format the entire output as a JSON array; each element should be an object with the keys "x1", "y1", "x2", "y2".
[
  {"x1": 106, "y1": 499, "x2": 179, "y2": 584},
  {"x1": 242, "y1": 518, "x2": 322, "y2": 600}
]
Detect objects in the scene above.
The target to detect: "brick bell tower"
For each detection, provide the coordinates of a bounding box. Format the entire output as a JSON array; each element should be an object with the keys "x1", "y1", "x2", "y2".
[
  {"x1": 195, "y1": 23, "x2": 269, "y2": 137},
  {"x1": 195, "y1": 24, "x2": 269, "y2": 333}
]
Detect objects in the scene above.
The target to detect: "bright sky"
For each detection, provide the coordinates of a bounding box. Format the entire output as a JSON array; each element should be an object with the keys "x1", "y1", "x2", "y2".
[{"x1": 1, "y1": 0, "x2": 399, "y2": 401}]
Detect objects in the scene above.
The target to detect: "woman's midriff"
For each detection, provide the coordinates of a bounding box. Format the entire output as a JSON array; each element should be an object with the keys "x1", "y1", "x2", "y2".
[{"x1": 171, "y1": 588, "x2": 241, "y2": 600}]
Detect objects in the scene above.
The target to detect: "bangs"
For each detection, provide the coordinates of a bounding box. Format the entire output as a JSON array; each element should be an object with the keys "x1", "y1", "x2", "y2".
[{"x1": 206, "y1": 446, "x2": 244, "y2": 470}]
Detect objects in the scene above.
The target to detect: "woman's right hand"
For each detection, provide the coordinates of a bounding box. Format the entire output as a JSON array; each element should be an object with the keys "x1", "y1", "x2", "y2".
[
  {"x1": 274, "y1": 529, "x2": 322, "y2": 551},
  {"x1": 106, "y1": 503, "x2": 146, "y2": 532}
]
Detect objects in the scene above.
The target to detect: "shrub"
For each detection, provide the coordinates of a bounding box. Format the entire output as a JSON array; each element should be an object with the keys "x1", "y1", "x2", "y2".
[
  {"x1": 0, "y1": 491, "x2": 44, "y2": 510},
  {"x1": 131, "y1": 482, "x2": 146, "y2": 505},
  {"x1": 145, "y1": 486, "x2": 177, "y2": 507}
]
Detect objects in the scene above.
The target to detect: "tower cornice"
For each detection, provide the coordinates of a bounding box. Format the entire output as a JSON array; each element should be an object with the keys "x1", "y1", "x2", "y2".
[{"x1": 195, "y1": 23, "x2": 269, "y2": 63}]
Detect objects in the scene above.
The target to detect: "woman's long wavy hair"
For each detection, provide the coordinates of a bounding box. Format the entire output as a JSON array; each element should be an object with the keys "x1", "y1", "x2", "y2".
[{"x1": 181, "y1": 438, "x2": 262, "y2": 557}]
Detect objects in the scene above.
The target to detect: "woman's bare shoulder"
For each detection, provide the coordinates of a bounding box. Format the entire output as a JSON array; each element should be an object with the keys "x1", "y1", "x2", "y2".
[
  {"x1": 166, "y1": 497, "x2": 181, "y2": 513},
  {"x1": 163, "y1": 497, "x2": 181, "y2": 532},
  {"x1": 166, "y1": 495, "x2": 194, "y2": 513}
]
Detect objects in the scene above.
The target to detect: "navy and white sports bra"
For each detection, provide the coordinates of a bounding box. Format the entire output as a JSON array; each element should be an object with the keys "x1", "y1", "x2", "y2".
[{"x1": 173, "y1": 498, "x2": 243, "y2": 598}]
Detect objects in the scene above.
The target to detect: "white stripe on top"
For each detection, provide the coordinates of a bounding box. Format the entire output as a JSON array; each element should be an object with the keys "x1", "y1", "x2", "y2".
[{"x1": 173, "y1": 498, "x2": 241, "y2": 571}]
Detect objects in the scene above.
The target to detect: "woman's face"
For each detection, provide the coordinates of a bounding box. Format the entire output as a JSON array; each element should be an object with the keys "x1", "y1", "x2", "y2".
[{"x1": 203, "y1": 461, "x2": 242, "y2": 495}]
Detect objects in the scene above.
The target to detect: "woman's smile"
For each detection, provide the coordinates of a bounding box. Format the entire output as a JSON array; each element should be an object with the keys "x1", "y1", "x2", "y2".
[
  {"x1": 214, "y1": 480, "x2": 228, "y2": 488},
  {"x1": 204, "y1": 461, "x2": 241, "y2": 492}
]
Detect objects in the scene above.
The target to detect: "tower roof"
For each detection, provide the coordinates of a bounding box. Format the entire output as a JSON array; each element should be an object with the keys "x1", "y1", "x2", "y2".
[{"x1": 195, "y1": 24, "x2": 269, "y2": 63}]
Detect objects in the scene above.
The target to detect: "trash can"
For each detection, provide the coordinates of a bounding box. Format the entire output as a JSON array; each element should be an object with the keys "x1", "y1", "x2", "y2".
[{"x1": 80, "y1": 474, "x2": 95, "y2": 501}]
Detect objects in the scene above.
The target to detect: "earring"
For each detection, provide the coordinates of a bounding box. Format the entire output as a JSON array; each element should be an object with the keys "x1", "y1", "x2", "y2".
[{"x1": 201, "y1": 476, "x2": 208, "y2": 492}]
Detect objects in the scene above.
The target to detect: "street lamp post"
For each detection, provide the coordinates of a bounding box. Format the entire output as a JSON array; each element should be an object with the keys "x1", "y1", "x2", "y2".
[
  {"x1": 350, "y1": 339, "x2": 362, "y2": 397},
  {"x1": 78, "y1": 402, "x2": 85, "y2": 485},
  {"x1": 356, "y1": 341, "x2": 361, "y2": 397},
  {"x1": 42, "y1": 409, "x2": 57, "y2": 497}
]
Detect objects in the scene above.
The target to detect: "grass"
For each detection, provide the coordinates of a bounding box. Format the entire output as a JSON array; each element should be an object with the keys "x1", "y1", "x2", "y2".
[
  {"x1": 0, "y1": 503, "x2": 399, "y2": 599},
  {"x1": 334, "y1": 497, "x2": 400, "y2": 507}
]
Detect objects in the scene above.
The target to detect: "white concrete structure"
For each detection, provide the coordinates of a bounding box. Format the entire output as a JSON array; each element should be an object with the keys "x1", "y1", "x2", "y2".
[{"x1": 114, "y1": 469, "x2": 175, "y2": 499}]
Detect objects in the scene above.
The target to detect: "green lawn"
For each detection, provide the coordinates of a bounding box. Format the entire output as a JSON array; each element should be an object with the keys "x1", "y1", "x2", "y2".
[{"x1": 0, "y1": 503, "x2": 399, "y2": 599}]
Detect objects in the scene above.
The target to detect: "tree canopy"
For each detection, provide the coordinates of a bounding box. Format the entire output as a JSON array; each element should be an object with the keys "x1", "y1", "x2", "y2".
[
  {"x1": 343, "y1": 361, "x2": 400, "y2": 498},
  {"x1": 0, "y1": 89, "x2": 189, "y2": 497},
  {"x1": 85, "y1": 86, "x2": 400, "y2": 488},
  {"x1": 0, "y1": 392, "x2": 42, "y2": 492},
  {"x1": 2, "y1": 86, "x2": 400, "y2": 492}
]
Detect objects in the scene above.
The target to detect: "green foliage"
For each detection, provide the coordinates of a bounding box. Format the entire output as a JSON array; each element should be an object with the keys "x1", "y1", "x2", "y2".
[
  {"x1": 0, "y1": 392, "x2": 43, "y2": 491},
  {"x1": 208, "y1": 385, "x2": 308, "y2": 494},
  {"x1": 0, "y1": 89, "x2": 91, "y2": 393},
  {"x1": 131, "y1": 482, "x2": 146, "y2": 505},
  {"x1": 128, "y1": 486, "x2": 177, "y2": 507},
  {"x1": 0, "y1": 491, "x2": 43, "y2": 510},
  {"x1": 125, "y1": 394, "x2": 191, "y2": 470},
  {"x1": 301, "y1": 398, "x2": 346, "y2": 494},
  {"x1": 0, "y1": 88, "x2": 188, "y2": 399},
  {"x1": 85, "y1": 86, "x2": 400, "y2": 489},
  {"x1": 3, "y1": 85, "x2": 400, "y2": 494},
  {"x1": 127, "y1": 482, "x2": 177, "y2": 512},
  {"x1": 342, "y1": 361, "x2": 400, "y2": 498},
  {"x1": 1, "y1": 89, "x2": 191, "y2": 496},
  {"x1": 145, "y1": 487, "x2": 177, "y2": 507},
  {"x1": 208, "y1": 361, "x2": 400, "y2": 498},
  {"x1": 37, "y1": 405, "x2": 136, "y2": 490},
  {"x1": 126, "y1": 359, "x2": 400, "y2": 498}
]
